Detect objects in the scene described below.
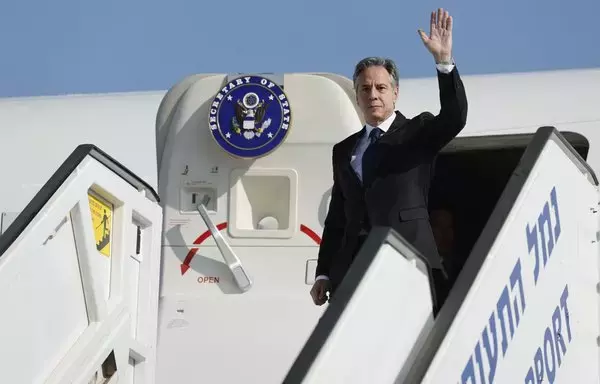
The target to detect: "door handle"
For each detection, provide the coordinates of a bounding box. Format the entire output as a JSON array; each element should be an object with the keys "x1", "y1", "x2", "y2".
[{"x1": 196, "y1": 198, "x2": 252, "y2": 292}]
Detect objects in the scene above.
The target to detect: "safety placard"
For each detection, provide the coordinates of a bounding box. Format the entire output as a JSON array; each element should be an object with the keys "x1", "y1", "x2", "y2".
[{"x1": 88, "y1": 192, "x2": 113, "y2": 257}]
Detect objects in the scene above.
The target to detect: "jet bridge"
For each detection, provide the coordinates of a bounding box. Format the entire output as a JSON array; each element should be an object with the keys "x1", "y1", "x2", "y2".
[{"x1": 284, "y1": 126, "x2": 600, "y2": 383}]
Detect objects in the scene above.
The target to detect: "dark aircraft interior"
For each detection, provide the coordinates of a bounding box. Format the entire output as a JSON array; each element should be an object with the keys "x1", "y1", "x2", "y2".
[{"x1": 428, "y1": 130, "x2": 590, "y2": 289}]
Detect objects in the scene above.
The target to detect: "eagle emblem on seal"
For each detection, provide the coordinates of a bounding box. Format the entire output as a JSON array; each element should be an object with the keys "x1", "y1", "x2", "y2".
[{"x1": 231, "y1": 92, "x2": 272, "y2": 140}]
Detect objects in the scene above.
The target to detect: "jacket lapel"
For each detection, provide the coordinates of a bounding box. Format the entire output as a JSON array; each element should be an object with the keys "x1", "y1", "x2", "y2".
[
  {"x1": 379, "y1": 111, "x2": 408, "y2": 143},
  {"x1": 340, "y1": 127, "x2": 365, "y2": 187}
]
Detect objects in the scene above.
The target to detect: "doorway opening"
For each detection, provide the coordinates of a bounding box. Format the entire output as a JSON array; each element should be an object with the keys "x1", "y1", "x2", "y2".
[{"x1": 428, "y1": 130, "x2": 590, "y2": 285}]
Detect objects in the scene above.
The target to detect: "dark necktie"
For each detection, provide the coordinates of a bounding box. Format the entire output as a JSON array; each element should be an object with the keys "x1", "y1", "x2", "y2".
[
  {"x1": 368, "y1": 127, "x2": 383, "y2": 144},
  {"x1": 361, "y1": 127, "x2": 383, "y2": 182}
]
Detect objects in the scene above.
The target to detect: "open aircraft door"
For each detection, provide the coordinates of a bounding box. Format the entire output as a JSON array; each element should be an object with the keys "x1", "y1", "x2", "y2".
[
  {"x1": 0, "y1": 145, "x2": 163, "y2": 384},
  {"x1": 284, "y1": 126, "x2": 600, "y2": 383}
]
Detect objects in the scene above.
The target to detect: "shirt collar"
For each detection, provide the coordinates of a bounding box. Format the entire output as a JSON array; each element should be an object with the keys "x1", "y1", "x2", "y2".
[{"x1": 364, "y1": 111, "x2": 396, "y2": 137}]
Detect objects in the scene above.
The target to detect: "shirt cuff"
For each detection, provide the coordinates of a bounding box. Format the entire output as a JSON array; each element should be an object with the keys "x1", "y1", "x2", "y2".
[
  {"x1": 315, "y1": 275, "x2": 329, "y2": 281},
  {"x1": 436, "y1": 61, "x2": 455, "y2": 74}
]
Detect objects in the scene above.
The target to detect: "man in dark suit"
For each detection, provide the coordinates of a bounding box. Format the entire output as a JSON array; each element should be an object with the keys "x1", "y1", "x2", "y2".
[{"x1": 310, "y1": 8, "x2": 468, "y2": 309}]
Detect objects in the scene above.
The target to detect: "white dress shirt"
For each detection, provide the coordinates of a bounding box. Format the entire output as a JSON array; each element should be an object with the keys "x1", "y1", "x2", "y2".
[{"x1": 315, "y1": 62, "x2": 455, "y2": 283}]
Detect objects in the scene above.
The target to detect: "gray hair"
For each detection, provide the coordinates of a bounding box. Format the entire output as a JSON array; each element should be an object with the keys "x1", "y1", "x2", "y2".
[{"x1": 352, "y1": 56, "x2": 399, "y2": 90}]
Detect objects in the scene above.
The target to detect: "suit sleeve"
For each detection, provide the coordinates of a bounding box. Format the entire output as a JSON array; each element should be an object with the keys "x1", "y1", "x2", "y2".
[
  {"x1": 414, "y1": 66, "x2": 468, "y2": 156},
  {"x1": 315, "y1": 145, "x2": 346, "y2": 278}
]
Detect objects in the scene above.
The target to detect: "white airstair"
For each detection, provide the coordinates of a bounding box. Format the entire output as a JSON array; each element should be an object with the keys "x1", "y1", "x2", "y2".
[{"x1": 0, "y1": 146, "x2": 163, "y2": 384}]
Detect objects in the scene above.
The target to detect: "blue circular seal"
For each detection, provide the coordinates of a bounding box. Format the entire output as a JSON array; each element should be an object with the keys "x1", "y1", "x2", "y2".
[{"x1": 208, "y1": 75, "x2": 292, "y2": 159}]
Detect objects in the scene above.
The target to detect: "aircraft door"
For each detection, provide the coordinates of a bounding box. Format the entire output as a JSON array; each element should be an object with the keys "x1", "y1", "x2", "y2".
[{"x1": 154, "y1": 72, "x2": 363, "y2": 383}]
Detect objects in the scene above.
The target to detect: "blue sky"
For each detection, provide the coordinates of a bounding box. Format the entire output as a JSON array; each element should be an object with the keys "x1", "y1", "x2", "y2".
[{"x1": 2, "y1": 0, "x2": 599, "y2": 97}]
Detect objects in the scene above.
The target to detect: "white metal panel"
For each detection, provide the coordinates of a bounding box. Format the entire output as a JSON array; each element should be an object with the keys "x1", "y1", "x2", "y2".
[
  {"x1": 0, "y1": 213, "x2": 89, "y2": 383},
  {"x1": 0, "y1": 150, "x2": 163, "y2": 384},
  {"x1": 303, "y1": 244, "x2": 433, "y2": 384},
  {"x1": 284, "y1": 229, "x2": 435, "y2": 384}
]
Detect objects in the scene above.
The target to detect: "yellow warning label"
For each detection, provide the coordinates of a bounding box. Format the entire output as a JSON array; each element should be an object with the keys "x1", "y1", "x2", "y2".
[{"x1": 88, "y1": 192, "x2": 113, "y2": 257}]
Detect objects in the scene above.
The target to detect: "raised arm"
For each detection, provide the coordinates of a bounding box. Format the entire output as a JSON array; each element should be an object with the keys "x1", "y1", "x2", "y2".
[{"x1": 415, "y1": 8, "x2": 468, "y2": 155}]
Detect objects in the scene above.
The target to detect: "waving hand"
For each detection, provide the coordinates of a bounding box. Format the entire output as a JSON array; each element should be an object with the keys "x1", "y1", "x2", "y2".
[{"x1": 419, "y1": 8, "x2": 453, "y2": 64}]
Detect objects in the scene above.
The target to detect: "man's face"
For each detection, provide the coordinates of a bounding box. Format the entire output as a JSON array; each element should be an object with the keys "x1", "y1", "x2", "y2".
[{"x1": 355, "y1": 65, "x2": 398, "y2": 126}]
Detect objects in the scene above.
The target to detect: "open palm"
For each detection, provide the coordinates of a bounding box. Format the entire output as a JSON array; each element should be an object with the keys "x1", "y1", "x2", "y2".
[{"x1": 419, "y1": 8, "x2": 453, "y2": 63}]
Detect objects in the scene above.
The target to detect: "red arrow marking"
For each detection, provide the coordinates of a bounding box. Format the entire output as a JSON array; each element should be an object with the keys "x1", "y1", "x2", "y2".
[
  {"x1": 300, "y1": 224, "x2": 322, "y2": 244},
  {"x1": 180, "y1": 223, "x2": 322, "y2": 275},
  {"x1": 181, "y1": 222, "x2": 228, "y2": 275}
]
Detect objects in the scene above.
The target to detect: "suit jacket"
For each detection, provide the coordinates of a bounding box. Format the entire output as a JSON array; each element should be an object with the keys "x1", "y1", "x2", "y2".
[{"x1": 316, "y1": 66, "x2": 468, "y2": 293}]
